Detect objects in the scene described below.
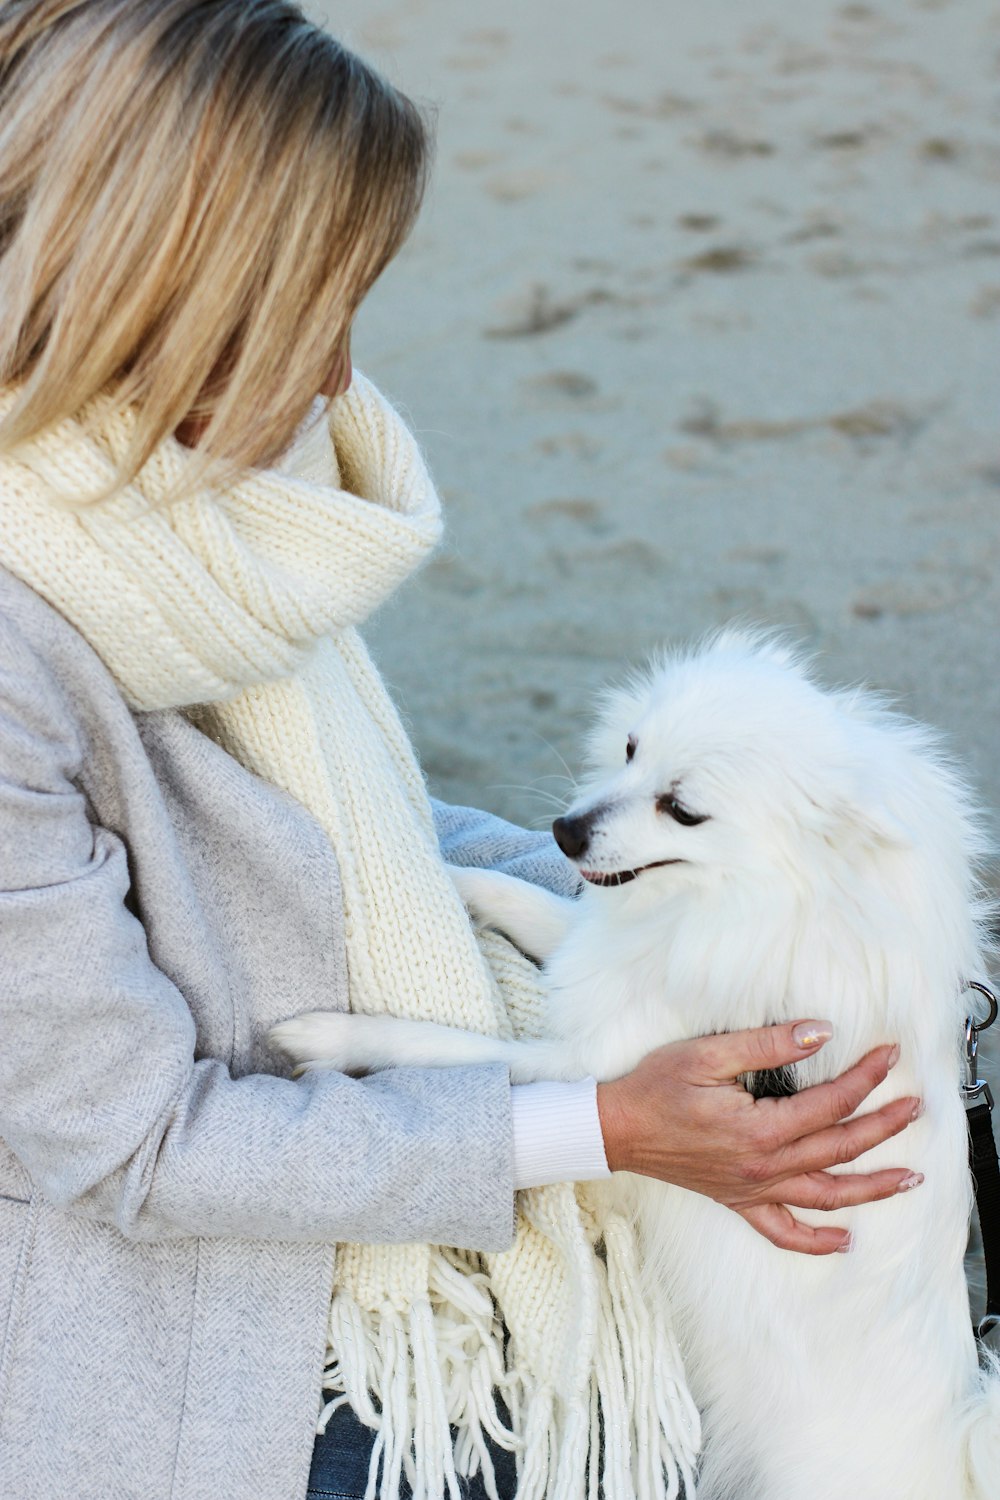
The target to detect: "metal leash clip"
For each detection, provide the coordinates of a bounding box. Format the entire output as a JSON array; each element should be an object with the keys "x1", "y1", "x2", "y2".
[
  {"x1": 963, "y1": 980, "x2": 999, "y2": 1341},
  {"x1": 963, "y1": 980, "x2": 998, "y2": 1109}
]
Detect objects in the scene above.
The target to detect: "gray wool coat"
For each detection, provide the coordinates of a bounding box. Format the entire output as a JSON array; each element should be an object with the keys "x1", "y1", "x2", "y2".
[{"x1": 0, "y1": 565, "x2": 577, "y2": 1500}]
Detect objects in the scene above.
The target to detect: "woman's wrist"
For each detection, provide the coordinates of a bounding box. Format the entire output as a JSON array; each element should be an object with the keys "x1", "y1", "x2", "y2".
[{"x1": 595, "y1": 1078, "x2": 632, "y2": 1174}]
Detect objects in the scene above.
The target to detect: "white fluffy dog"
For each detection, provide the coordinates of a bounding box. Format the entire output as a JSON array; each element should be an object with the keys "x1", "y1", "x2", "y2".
[{"x1": 274, "y1": 633, "x2": 1000, "y2": 1500}]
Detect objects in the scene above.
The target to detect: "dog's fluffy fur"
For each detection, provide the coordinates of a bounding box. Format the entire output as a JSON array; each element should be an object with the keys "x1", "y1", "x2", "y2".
[{"x1": 273, "y1": 633, "x2": 1000, "y2": 1500}]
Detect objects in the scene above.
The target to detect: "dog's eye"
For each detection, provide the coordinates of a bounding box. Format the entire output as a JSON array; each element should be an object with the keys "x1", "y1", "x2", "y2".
[
  {"x1": 626, "y1": 734, "x2": 637, "y2": 764},
  {"x1": 656, "y1": 793, "x2": 709, "y2": 827}
]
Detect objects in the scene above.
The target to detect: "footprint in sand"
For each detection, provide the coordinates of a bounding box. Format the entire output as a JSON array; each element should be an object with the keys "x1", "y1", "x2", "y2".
[
  {"x1": 444, "y1": 52, "x2": 493, "y2": 72},
  {"x1": 813, "y1": 129, "x2": 874, "y2": 151},
  {"x1": 661, "y1": 444, "x2": 720, "y2": 472},
  {"x1": 525, "y1": 498, "x2": 611, "y2": 536},
  {"x1": 679, "y1": 397, "x2": 930, "y2": 445},
  {"x1": 522, "y1": 372, "x2": 599, "y2": 402},
  {"x1": 485, "y1": 285, "x2": 579, "y2": 338},
  {"x1": 504, "y1": 117, "x2": 544, "y2": 136},
  {"x1": 920, "y1": 137, "x2": 962, "y2": 161},
  {"x1": 851, "y1": 563, "x2": 989, "y2": 620},
  {"x1": 547, "y1": 538, "x2": 666, "y2": 582},
  {"x1": 601, "y1": 92, "x2": 699, "y2": 121},
  {"x1": 460, "y1": 28, "x2": 509, "y2": 49},
  {"x1": 484, "y1": 170, "x2": 554, "y2": 203},
  {"x1": 785, "y1": 220, "x2": 841, "y2": 244},
  {"x1": 694, "y1": 129, "x2": 776, "y2": 158},
  {"x1": 709, "y1": 588, "x2": 820, "y2": 639},
  {"x1": 534, "y1": 432, "x2": 604, "y2": 460},
  {"x1": 808, "y1": 250, "x2": 872, "y2": 278},
  {"x1": 485, "y1": 284, "x2": 620, "y2": 339},
  {"x1": 678, "y1": 245, "x2": 758, "y2": 273},
  {"x1": 422, "y1": 554, "x2": 484, "y2": 598},
  {"x1": 826, "y1": 401, "x2": 929, "y2": 441},
  {"x1": 725, "y1": 545, "x2": 788, "y2": 569},
  {"x1": 454, "y1": 150, "x2": 502, "y2": 171}
]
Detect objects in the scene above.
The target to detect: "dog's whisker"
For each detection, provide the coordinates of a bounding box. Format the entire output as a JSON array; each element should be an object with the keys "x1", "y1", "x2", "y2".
[
  {"x1": 527, "y1": 731, "x2": 577, "y2": 787},
  {"x1": 487, "y1": 781, "x2": 570, "y2": 802},
  {"x1": 486, "y1": 782, "x2": 573, "y2": 814}
]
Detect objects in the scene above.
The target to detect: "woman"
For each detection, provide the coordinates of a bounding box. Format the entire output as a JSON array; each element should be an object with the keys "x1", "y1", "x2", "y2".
[{"x1": 0, "y1": 4, "x2": 922, "y2": 1498}]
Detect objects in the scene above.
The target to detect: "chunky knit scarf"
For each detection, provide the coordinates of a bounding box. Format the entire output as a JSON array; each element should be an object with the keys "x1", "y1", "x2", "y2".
[{"x1": 0, "y1": 374, "x2": 699, "y2": 1500}]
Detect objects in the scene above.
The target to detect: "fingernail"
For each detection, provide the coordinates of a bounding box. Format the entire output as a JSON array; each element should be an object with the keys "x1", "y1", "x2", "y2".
[
  {"x1": 897, "y1": 1172, "x2": 924, "y2": 1192},
  {"x1": 910, "y1": 1100, "x2": 924, "y2": 1121},
  {"x1": 887, "y1": 1044, "x2": 901, "y2": 1068},
  {"x1": 792, "y1": 1020, "x2": 833, "y2": 1049},
  {"x1": 836, "y1": 1234, "x2": 854, "y2": 1253}
]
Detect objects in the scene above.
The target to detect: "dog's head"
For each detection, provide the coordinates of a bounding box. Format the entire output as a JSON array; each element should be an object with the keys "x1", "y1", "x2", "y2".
[{"x1": 555, "y1": 631, "x2": 982, "y2": 906}]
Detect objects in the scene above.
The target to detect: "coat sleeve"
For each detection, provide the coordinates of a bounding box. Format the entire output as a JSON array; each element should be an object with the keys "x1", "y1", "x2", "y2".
[
  {"x1": 0, "y1": 619, "x2": 515, "y2": 1249},
  {"x1": 432, "y1": 798, "x2": 583, "y2": 898}
]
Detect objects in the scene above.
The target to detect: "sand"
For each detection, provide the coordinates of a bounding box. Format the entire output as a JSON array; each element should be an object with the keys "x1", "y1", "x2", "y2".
[{"x1": 309, "y1": 0, "x2": 999, "y2": 1333}]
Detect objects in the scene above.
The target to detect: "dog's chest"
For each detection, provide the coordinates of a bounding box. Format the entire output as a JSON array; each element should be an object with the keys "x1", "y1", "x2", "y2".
[
  {"x1": 542, "y1": 919, "x2": 698, "y2": 1080},
  {"x1": 542, "y1": 908, "x2": 809, "y2": 1084}
]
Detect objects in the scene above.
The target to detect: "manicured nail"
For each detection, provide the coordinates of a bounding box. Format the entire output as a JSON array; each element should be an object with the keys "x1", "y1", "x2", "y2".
[
  {"x1": 887, "y1": 1044, "x2": 901, "y2": 1068},
  {"x1": 836, "y1": 1234, "x2": 854, "y2": 1253},
  {"x1": 910, "y1": 1100, "x2": 924, "y2": 1121},
  {"x1": 792, "y1": 1020, "x2": 833, "y2": 1049},
  {"x1": 897, "y1": 1173, "x2": 924, "y2": 1191}
]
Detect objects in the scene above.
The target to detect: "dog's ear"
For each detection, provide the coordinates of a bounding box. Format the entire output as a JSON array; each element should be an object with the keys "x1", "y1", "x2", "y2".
[
  {"x1": 835, "y1": 709, "x2": 921, "y2": 851},
  {"x1": 796, "y1": 763, "x2": 912, "y2": 853},
  {"x1": 584, "y1": 674, "x2": 650, "y2": 774},
  {"x1": 834, "y1": 776, "x2": 913, "y2": 851}
]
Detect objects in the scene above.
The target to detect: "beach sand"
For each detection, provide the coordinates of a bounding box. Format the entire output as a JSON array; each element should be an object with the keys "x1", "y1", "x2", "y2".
[{"x1": 311, "y1": 0, "x2": 999, "y2": 1337}]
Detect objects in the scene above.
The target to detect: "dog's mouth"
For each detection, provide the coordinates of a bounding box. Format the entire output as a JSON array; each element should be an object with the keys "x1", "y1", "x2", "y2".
[{"x1": 579, "y1": 859, "x2": 682, "y2": 887}]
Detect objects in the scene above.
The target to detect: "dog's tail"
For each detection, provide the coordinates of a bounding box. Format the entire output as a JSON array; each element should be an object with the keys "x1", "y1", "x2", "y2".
[{"x1": 962, "y1": 1348, "x2": 1000, "y2": 1499}]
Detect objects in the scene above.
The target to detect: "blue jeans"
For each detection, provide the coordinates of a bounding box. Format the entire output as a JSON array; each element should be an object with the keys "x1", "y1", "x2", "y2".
[
  {"x1": 307, "y1": 1402, "x2": 519, "y2": 1500},
  {"x1": 307, "y1": 1400, "x2": 689, "y2": 1499}
]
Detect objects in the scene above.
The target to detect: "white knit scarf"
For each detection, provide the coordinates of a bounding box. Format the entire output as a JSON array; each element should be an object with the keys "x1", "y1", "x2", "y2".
[{"x1": 0, "y1": 374, "x2": 699, "y2": 1500}]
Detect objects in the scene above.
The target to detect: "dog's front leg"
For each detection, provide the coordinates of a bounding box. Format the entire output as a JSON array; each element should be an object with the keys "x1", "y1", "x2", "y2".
[
  {"x1": 447, "y1": 864, "x2": 577, "y2": 961},
  {"x1": 269, "y1": 1012, "x2": 582, "y2": 1084}
]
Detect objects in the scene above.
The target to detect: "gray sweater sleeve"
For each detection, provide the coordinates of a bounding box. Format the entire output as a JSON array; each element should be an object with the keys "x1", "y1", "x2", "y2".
[
  {"x1": 0, "y1": 624, "x2": 515, "y2": 1250},
  {"x1": 432, "y1": 797, "x2": 583, "y2": 898}
]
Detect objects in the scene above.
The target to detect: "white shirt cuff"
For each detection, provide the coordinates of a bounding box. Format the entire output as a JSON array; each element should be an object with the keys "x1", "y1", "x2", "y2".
[{"x1": 510, "y1": 1077, "x2": 612, "y2": 1189}]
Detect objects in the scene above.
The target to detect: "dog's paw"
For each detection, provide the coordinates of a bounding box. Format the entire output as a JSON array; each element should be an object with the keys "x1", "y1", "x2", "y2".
[
  {"x1": 268, "y1": 1012, "x2": 367, "y2": 1076},
  {"x1": 446, "y1": 863, "x2": 508, "y2": 922}
]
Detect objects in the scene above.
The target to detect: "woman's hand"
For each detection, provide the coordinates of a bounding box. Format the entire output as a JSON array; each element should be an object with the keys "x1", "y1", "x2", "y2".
[{"x1": 595, "y1": 1021, "x2": 921, "y2": 1255}]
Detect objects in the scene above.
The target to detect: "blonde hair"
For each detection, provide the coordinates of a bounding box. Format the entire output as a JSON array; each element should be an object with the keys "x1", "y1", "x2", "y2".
[{"x1": 0, "y1": 0, "x2": 429, "y2": 489}]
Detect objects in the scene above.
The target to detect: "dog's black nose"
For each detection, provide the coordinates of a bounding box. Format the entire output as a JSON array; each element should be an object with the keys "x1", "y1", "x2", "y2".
[{"x1": 553, "y1": 815, "x2": 590, "y2": 860}]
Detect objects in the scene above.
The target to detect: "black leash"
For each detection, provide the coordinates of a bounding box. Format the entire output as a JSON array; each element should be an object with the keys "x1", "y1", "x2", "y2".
[{"x1": 963, "y1": 981, "x2": 1000, "y2": 1341}]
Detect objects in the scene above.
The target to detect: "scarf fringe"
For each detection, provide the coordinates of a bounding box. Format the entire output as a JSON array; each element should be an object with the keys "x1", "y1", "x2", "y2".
[{"x1": 320, "y1": 1232, "x2": 699, "y2": 1500}]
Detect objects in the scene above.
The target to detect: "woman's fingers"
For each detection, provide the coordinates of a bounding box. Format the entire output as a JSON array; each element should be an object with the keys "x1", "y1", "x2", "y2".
[
  {"x1": 696, "y1": 1019, "x2": 836, "y2": 1081},
  {"x1": 695, "y1": 1025, "x2": 901, "y2": 1146},
  {"x1": 738, "y1": 1203, "x2": 852, "y2": 1256},
  {"x1": 738, "y1": 1162, "x2": 925, "y2": 1254},
  {"x1": 766, "y1": 1092, "x2": 920, "y2": 1179},
  {"x1": 773, "y1": 1166, "x2": 923, "y2": 1212},
  {"x1": 775, "y1": 1042, "x2": 900, "y2": 1138},
  {"x1": 693, "y1": 1027, "x2": 912, "y2": 1178}
]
